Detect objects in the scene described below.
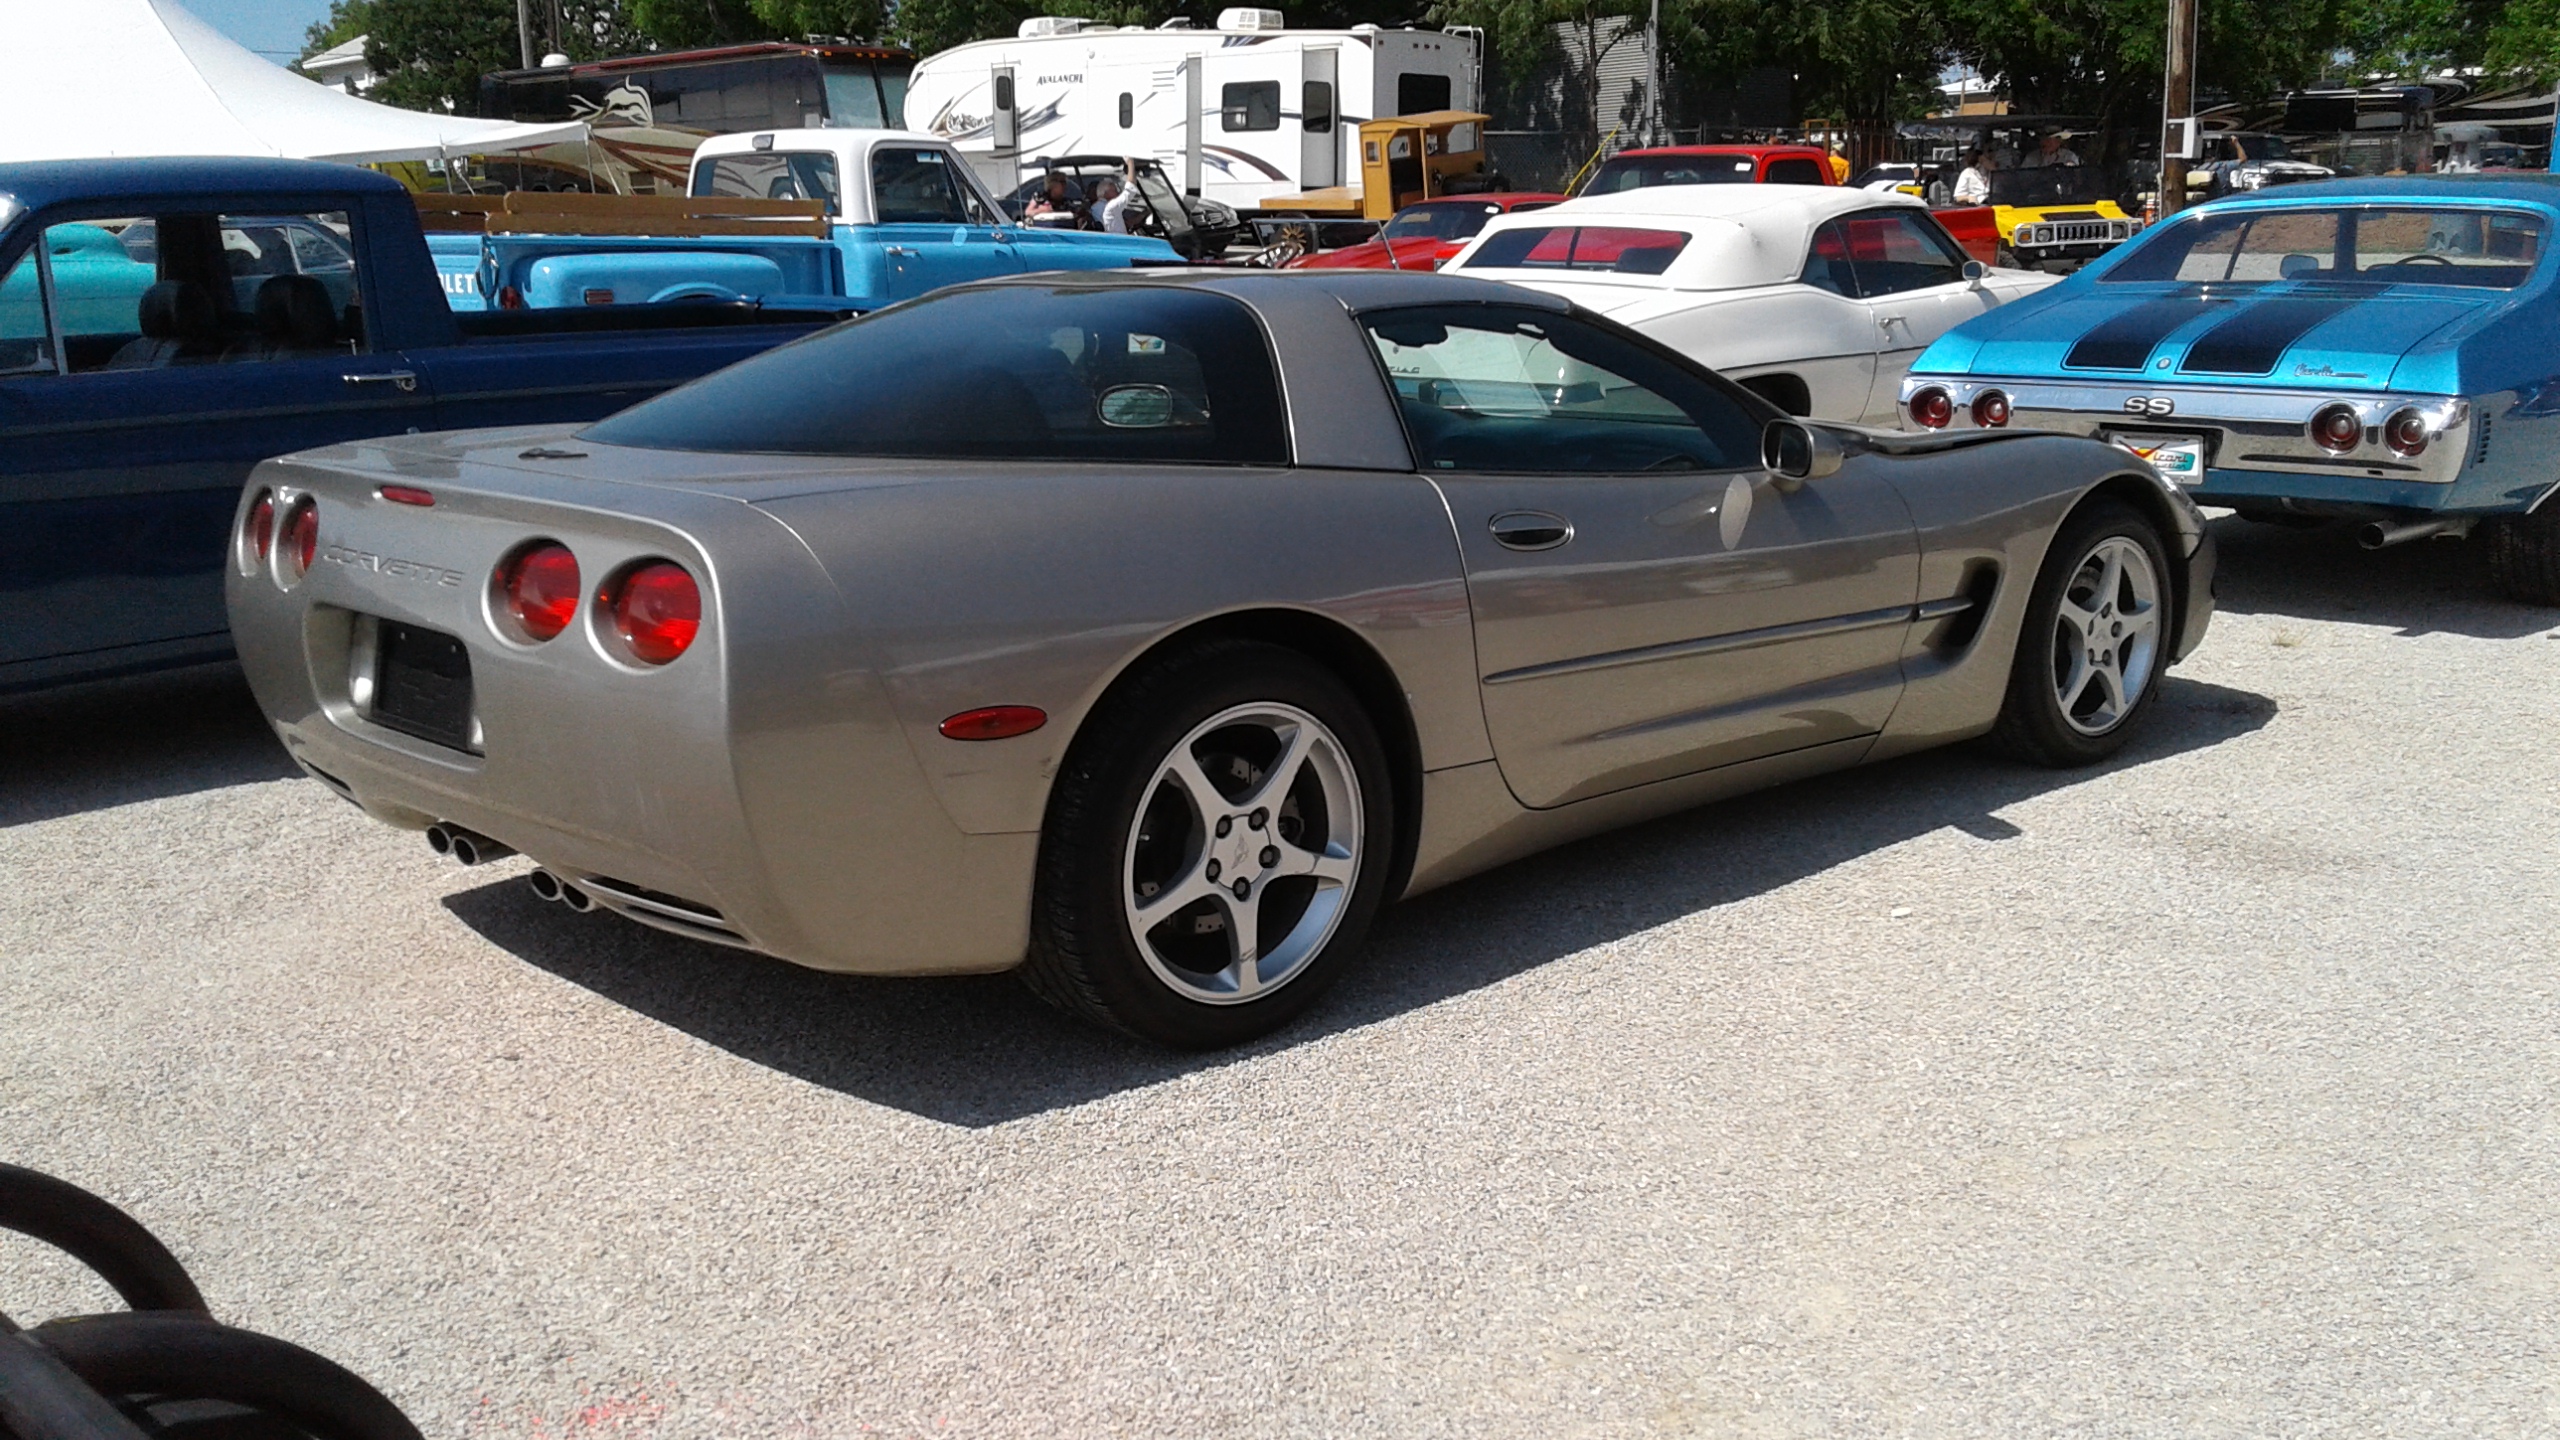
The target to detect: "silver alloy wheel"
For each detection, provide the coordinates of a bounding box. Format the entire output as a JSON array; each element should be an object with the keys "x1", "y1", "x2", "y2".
[
  {"x1": 2050, "y1": 534, "x2": 2163, "y2": 736},
  {"x1": 1121, "y1": 701, "x2": 1363, "y2": 1005}
]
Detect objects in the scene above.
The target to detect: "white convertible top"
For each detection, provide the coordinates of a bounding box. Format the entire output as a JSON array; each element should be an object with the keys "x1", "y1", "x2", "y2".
[{"x1": 1449, "y1": 184, "x2": 1931, "y2": 291}]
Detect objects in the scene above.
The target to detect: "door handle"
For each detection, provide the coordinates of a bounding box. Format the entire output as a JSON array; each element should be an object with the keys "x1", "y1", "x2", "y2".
[
  {"x1": 1488, "y1": 510, "x2": 1573, "y2": 551},
  {"x1": 1878, "y1": 314, "x2": 1909, "y2": 331},
  {"x1": 342, "y1": 371, "x2": 418, "y2": 393},
  {"x1": 883, "y1": 245, "x2": 920, "y2": 257}
]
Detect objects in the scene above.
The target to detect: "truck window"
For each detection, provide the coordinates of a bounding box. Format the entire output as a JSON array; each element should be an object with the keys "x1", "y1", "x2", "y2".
[
  {"x1": 1763, "y1": 157, "x2": 1827, "y2": 185},
  {"x1": 29, "y1": 212, "x2": 365, "y2": 374},
  {"x1": 696, "y1": 152, "x2": 842, "y2": 209},
  {"x1": 1397, "y1": 73, "x2": 1453, "y2": 114},
  {"x1": 1221, "y1": 82, "x2": 1281, "y2": 133},
  {"x1": 0, "y1": 244, "x2": 56, "y2": 375},
  {"x1": 872, "y1": 147, "x2": 990, "y2": 225}
]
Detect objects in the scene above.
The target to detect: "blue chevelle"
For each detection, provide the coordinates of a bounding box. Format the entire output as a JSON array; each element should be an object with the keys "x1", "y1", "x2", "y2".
[{"x1": 1897, "y1": 176, "x2": 2560, "y2": 604}]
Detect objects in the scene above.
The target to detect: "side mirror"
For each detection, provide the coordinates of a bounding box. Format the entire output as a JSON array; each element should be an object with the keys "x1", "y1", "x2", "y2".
[
  {"x1": 1962, "y1": 258, "x2": 1989, "y2": 285},
  {"x1": 1761, "y1": 418, "x2": 1845, "y2": 490}
]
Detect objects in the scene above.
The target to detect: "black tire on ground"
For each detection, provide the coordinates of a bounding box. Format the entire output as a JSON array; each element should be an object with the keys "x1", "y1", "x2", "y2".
[
  {"x1": 1996, "y1": 245, "x2": 2022, "y2": 269},
  {"x1": 1990, "y1": 499, "x2": 2176, "y2": 768},
  {"x1": 2480, "y1": 505, "x2": 2560, "y2": 606},
  {"x1": 1021, "y1": 640, "x2": 1398, "y2": 1048}
]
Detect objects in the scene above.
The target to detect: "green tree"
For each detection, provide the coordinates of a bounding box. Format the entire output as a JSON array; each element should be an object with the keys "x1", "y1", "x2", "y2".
[
  {"x1": 300, "y1": 0, "x2": 377, "y2": 61},
  {"x1": 1943, "y1": 0, "x2": 2340, "y2": 150},
  {"x1": 2485, "y1": 0, "x2": 2560, "y2": 78}
]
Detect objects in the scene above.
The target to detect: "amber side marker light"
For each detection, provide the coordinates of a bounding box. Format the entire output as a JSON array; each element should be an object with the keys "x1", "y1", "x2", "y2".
[{"x1": 940, "y1": 706, "x2": 1048, "y2": 741}]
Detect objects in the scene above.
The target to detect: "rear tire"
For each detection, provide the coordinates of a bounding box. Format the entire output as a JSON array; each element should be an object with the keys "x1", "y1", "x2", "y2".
[
  {"x1": 2481, "y1": 506, "x2": 2560, "y2": 606},
  {"x1": 1991, "y1": 500, "x2": 2174, "y2": 767},
  {"x1": 1021, "y1": 641, "x2": 1396, "y2": 1048}
]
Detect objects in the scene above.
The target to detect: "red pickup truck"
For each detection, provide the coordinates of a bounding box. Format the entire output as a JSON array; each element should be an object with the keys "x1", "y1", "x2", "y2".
[{"x1": 1580, "y1": 144, "x2": 1842, "y2": 193}]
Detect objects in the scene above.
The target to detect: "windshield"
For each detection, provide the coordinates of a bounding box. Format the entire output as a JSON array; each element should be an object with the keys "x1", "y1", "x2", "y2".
[
  {"x1": 2106, "y1": 206, "x2": 2547, "y2": 288},
  {"x1": 1986, "y1": 165, "x2": 2104, "y2": 207},
  {"x1": 2231, "y1": 133, "x2": 2297, "y2": 162},
  {"x1": 1384, "y1": 202, "x2": 1511, "y2": 242},
  {"x1": 581, "y1": 286, "x2": 1289, "y2": 464},
  {"x1": 821, "y1": 65, "x2": 888, "y2": 128},
  {"x1": 1585, "y1": 154, "x2": 1756, "y2": 192}
]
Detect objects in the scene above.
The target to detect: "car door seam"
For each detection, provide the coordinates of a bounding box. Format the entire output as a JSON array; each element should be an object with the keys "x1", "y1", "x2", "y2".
[{"x1": 1481, "y1": 603, "x2": 1917, "y2": 686}]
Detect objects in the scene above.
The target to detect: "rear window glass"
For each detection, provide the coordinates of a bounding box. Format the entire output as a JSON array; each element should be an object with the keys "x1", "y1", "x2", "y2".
[
  {"x1": 2106, "y1": 206, "x2": 2547, "y2": 288},
  {"x1": 1585, "y1": 155, "x2": 1754, "y2": 192},
  {"x1": 692, "y1": 152, "x2": 841, "y2": 209},
  {"x1": 1461, "y1": 225, "x2": 1689, "y2": 275},
  {"x1": 581, "y1": 286, "x2": 1290, "y2": 466}
]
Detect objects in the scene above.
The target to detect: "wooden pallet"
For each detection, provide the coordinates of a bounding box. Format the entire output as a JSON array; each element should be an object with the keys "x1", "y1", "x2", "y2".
[{"x1": 414, "y1": 192, "x2": 829, "y2": 238}]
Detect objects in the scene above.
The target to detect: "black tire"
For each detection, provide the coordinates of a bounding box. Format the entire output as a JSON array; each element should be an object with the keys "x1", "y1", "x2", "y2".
[
  {"x1": 2481, "y1": 505, "x2": 2560, "y2": 606},
  {"x1": 1022, "y1": 640, "x2": 1397, "y2": 1048},
  {"x1": 1991, "y1": 500, "x2": 2176, "y2": 767}
]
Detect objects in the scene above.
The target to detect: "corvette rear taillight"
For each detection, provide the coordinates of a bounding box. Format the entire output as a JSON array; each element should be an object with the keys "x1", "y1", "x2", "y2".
[
  {"x1": 2384, "y1": 407, "x2": 2429, "y2": 457},
  {"x1": 498, "y1": 542, "x2": 580, "y2": 642},
  {"x1": 244, "y1": 489, "x2": 275, "y2": 567},
  {"x1": 1970, "y1": 389, "x2": 2012, "y2": 428},
  {"x1": 1909, "y1": 386, "x2": 1953, "y2": 429},
  {"x1": 606, "y1": 561, "x2": 700, "y2": 665},
  {"x1": 2311, "y1": 403, "x2": 2364, "y2": 454},
  {"x1": 281, "y1": 497, "x2": 318, "y2": 580}
]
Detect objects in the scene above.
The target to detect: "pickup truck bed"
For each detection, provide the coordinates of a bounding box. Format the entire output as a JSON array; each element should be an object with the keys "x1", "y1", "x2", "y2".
[{"x1": 0, "y1": 157, "x2": 845, "y2": 692}]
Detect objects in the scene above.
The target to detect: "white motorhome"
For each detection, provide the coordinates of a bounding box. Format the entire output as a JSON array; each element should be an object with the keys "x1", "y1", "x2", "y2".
[{"x1": 905, "y1": 9, "x2": 1481, "y2": 210}]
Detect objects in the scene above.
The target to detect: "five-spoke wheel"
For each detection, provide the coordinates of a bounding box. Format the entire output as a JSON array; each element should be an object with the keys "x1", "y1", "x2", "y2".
[
  {"x1": 1994, "y1": 500, "x2": 2175, "y2": 766},
  {"x1": 1025, "y1": 641, "x2": 1395, "y2": 1048}
]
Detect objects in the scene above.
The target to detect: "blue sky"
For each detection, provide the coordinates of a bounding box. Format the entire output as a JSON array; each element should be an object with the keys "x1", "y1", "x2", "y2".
[{"x1": 188, "y1": 0, "x2": 339, "y2": 59}]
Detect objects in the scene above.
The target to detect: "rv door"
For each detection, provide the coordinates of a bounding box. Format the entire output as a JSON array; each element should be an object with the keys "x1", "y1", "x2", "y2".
[
  {"x1": 1301, "y1": 48, "x2": 1340, "y2": 188},
  {"x1": 992, "y1": 65, "x2": 1019, "y2": 155}
]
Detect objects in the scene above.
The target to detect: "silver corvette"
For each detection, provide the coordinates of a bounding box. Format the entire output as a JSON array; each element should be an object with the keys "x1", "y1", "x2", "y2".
[{"x1": 226, "y1": 269, "x2": 2216, "y2": 1047}]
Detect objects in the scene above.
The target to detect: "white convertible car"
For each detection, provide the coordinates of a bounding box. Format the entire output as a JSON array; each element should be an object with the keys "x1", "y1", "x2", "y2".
[{"x1": 1444, "y1": 186, "x2": 2055, "y2": 425}]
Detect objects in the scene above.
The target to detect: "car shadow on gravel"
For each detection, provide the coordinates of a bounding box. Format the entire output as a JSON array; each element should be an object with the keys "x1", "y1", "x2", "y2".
[
  {"x1": 0, "y1": 664, "x2": 296, "y2": 830},
  {"x1": 444, "y1": 674, "x2": 2275, "y2": 1129},
  {"x1": 2206, "y1": 514, "x2": 2558, "y2": 639}
]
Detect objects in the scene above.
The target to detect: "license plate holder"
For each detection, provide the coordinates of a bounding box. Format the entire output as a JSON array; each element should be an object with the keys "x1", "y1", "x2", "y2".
[
  {"x1": 2105, "y1": 430, "x2": 2210, "y2": 484},
  {"x1": 369, "y1": 620, "x2": 477, "y2": 753}
]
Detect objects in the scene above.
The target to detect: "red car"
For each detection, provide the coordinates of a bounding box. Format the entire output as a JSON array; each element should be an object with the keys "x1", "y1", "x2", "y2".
[
  {"x1": 1287, "y1": 193, "x2": 1566, "y2": 271},
  {"x1": 1581, "y1": 144, "x2": 1842, "y2": 193}
]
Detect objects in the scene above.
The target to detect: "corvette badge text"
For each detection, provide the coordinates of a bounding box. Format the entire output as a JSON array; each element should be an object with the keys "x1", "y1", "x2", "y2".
[{"x1": 322, "y1": 545, "x2": 465, "y2": 587}]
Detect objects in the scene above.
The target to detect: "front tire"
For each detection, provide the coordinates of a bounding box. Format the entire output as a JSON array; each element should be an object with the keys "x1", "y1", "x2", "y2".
[
  {"x1": 1991, "y1": 500, "x2": 2174, "y2": 767},
  {"x1": 2481, "y1": 506, "x2": 2560, "y2": 606},
  {"x1": 1022, "y1": 641, "x2": 1396, "y2": 1048}
]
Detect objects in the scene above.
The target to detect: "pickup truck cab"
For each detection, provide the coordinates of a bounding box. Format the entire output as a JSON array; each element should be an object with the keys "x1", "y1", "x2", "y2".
[
  {"x1": 0, "y1": 157, "x2": 843, "y2": 691},
  {"x1": 449, "y1": 130, "x2": 1178, "y2": 311}
]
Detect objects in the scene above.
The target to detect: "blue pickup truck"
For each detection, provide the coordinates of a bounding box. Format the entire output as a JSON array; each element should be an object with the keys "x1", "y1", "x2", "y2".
[
  {"x1": 0, "y1": 157, "x2": 859, "y2": 692},
  {"x1": 434, "y1": 129, "x2": 1178, "y2": 311}
]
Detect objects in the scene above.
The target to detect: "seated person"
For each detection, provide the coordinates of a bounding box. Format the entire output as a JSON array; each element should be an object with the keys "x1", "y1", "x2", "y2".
[{"x1": 1023, "y1": 171, "x2": 1093, "y2": 229}]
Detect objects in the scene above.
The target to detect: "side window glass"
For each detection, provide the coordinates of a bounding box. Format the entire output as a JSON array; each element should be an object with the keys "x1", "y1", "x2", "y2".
[
  {"x1": 1302, "y1": 81, "x2": 1333, "y2": 133},
  {"x1": 1801, "y1": 219, "x2": 1855, "y2": 295},
  {"x1": 1764, "y1": 158, "x2": 1826, "y2": 185},
  {"x1": 0, "y1": 244, "x2": 57, "y2": 375},
  {"x1": 39, "y1": 212, "x2": 365, "y2": 374},
  {"x1": 1362, "y1": 305, "x2": 1761, "y2": 474},
  {"x1": 1842, "y1": 211, "x2": 1965, "y2": 297},
  {"x1": 870, "y1": 147, "x2": 970, "y2": 223},
  {"x1": 1221, "y1": 81, "x2": 1281, "y2": 133}
]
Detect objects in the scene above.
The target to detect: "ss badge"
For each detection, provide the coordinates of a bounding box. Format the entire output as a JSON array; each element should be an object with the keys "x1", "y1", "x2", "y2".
[{"x1": 2124, "y1": 395, "x2": 2177, "y2": 417}]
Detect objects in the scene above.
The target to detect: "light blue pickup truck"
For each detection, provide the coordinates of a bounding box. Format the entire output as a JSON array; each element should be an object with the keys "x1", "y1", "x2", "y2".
[{"x1": 431, "y1": 128, "x2": 1177, "y2": 311}]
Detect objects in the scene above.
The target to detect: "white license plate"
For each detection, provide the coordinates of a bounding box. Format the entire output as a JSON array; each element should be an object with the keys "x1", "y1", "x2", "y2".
[{"x1": 2109, "y1": 432, "x2": 2208, "y2": 483}]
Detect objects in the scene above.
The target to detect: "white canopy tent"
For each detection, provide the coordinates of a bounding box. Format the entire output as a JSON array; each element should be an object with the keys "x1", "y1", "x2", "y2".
[{"x1": 0, "y1": 0, "x2": 585, "y2": 164}]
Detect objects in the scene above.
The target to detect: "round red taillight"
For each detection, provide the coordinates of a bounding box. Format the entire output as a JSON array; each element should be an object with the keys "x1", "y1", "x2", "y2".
[
  {"x1": 245, "y1": 489, "x2": 275, "y2": 566},
  {"x1": 2383, "y1": 407, "x2": 2429, "y2": 457},
  {"x1": 1909, "y1": 386, "x2": 1954, "y2": 429},
  {"x1": 498, "y1": 542, "x2": 580, "y2": 642},
  {"x1": 281, "y1": 497, "x2": 318, "y2": 578},
  {"x1": 2311, "y1": 403, "x2": 2364, "y2": 454},
  {"x1": 607, "y1": 561, "x2": 700, "y2": 665},
  {"x1": 1970, "y1": 389, "x2": 2012, "y2": 428}
]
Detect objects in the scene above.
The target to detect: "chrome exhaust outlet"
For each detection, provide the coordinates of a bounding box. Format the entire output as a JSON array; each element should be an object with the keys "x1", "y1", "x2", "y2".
[
  {"x1": 527, "y1": 869, "x2": 564, "y2": 903},
  {"x1": 427, "y1": 822, "x2": 514, "y2": 867},
  {"x1": 558, "y1": 883, "x2": 596, "y2": 913},
  {"x1": 2359, "y1": 517, "x2": 2472, "y2": 550}
]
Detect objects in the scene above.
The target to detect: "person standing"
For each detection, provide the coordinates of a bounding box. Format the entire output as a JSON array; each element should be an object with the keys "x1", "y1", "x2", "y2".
[{"x1": 1097, "y1": 160, "x2": 1139, "y2": 234}]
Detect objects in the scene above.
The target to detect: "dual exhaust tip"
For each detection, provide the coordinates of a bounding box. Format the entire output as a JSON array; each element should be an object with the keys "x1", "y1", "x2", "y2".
[{"x1": 425, "y1": 822, "x2": 592, "y2": 912}]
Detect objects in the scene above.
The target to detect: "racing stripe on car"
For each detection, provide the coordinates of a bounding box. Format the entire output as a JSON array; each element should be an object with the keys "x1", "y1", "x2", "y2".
[
  {"x1": 2178, "y1": 296, "x2": 2361, "y2": 376},
  {"x1": 2062, "y1": 291, "x2": 2214, "y2": 370}
]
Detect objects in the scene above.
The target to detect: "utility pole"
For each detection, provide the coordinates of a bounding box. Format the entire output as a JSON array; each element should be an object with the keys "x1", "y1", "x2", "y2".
[
  {"x1": 1645, "y1": 0, "x2": 1664, "y2": 146},
  {"x1": 2159, "y1": 0, "x2": 2198, "y2": 215},
  {"x1": 516, "y1": 0, "x2": 535, "y2": 69}
]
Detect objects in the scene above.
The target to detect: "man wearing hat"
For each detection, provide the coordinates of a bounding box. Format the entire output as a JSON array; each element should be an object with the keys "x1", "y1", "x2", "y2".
[{"x1": 2021, "y1": 128, "x2": 2082, "y2": 168}]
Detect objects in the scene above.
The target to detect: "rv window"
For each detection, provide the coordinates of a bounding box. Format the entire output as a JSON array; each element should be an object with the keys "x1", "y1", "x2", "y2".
[
  {"x1": 879, "y1": 66, "x2": 911, "y2": 127},
  {"x1": 1303, "y1": 81, "x2": 1334, "y2": 133},
  {"x1": 821, "y1": 65, "x2": 888, "y2": 128},
  {"x1": 1396, "y1": 73, "x2": 1453, "y2": 115},
  {"x1": 1222, "y1": 81, "x2": 1281, "y2": 132},
  {"x1": 1119, "y1": 92, "x2": 1134, "y2": 128},
  {"x1": 995, "y1": 74, "x2": 1015, "y2": 111}
]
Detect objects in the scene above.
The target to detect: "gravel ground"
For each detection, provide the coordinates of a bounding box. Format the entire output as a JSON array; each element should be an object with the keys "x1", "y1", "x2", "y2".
[{"x1": 4, "y1": 516, "x2": 2557, "y2": 1439}]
